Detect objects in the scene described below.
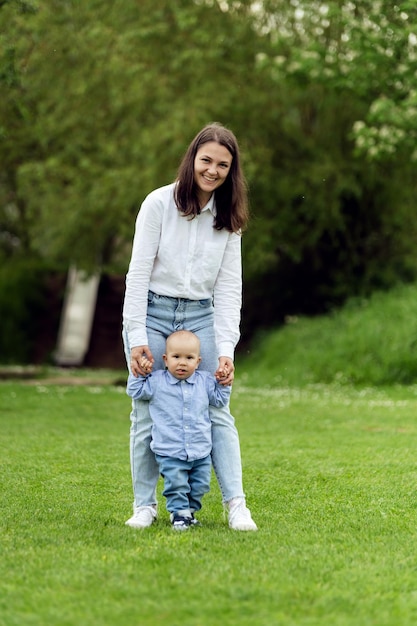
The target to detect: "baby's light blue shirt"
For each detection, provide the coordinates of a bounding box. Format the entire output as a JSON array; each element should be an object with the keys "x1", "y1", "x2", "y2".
[{"x1": 127, "y1": 369, "x2": 231, "y2": 461}]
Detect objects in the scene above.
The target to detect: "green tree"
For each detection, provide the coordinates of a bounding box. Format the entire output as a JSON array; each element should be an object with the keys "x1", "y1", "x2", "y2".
[
  {"x1": 1, "y1": 0, "x2": 262, "y2": 270},
  {"x1": 1, "y1": 0, "x2": 417, "y2": 345},
  {"x1": 0, "y1": 0, "x2": 38, "y2": 261},
  {"x1": 240, "y1": 0, "x2": 417, "y2": 333}
]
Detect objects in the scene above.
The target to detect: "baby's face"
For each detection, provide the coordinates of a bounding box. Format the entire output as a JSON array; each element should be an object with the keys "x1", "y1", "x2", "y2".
[{"x1": 163, "y1": 336, "x2": 201, "y2": 380}]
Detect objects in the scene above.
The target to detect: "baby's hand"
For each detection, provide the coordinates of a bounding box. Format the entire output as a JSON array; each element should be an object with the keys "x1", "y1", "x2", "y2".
[
  {"x1": 215, "y1": 363, "x2": 229, "y2": 380},
  {"x1": 140, "y1": 356, "x2": 153, "y2": 374}
]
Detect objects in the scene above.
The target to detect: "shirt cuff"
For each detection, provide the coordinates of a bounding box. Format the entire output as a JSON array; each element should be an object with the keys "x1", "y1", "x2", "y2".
[
  {"x1": 125, "y1": 327, "x2": 148, "y2": 350},
  {"x1": 217, "y1": 341, "x2": 235, "y2": 361}
]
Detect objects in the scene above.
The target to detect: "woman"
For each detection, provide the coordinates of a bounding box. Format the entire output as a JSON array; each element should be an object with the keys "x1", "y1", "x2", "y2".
[{"x1": 122, "y1": 122, "x2": 257, "y2": 531}]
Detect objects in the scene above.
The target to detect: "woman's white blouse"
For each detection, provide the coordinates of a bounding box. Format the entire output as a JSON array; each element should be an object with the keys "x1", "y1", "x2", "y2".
[{"x1": 122, "y1": 183, "x2": 242, "y2": 360}]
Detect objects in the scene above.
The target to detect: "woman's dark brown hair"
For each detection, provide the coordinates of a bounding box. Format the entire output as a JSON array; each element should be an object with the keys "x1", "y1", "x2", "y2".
[{"x1": 174, "y1": 122, "x2": 249, "y2": 233}]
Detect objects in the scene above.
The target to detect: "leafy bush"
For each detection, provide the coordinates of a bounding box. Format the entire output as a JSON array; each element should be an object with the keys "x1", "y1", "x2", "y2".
[
  {"x1": 0, "y1": 261, "x2": 59, "y2": 364},
  {"x1": 239, "y1": 282, "x2": 417, "y2": 387}
]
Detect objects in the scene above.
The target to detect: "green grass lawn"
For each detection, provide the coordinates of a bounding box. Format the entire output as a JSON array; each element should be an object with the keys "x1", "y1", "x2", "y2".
[{"x1": 2, "y1": 378, "x2": 417, "y2": 626}]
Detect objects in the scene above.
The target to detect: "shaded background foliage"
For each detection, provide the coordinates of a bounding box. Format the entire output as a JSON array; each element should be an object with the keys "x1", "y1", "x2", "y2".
[{"x1": 1, "y1": 0, "x2": 417, "y2": 361}]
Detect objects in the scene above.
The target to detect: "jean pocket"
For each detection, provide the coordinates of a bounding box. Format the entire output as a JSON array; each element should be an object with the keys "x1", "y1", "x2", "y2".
[
  {"x1": 147, "y1": 290, "x2": 158, "y2": 305},
  {"x1": 198, "y1": 298, "x2": 213, "y2": 308}
]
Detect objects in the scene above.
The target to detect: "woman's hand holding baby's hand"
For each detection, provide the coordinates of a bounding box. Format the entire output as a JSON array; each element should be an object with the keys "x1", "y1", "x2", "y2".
[
  {"x1": 140, "y1": 356, "x2": 153, "y2": 374},
  {"x1": 215, "y1": 357, "x2": 234, "y2": 386},
  {"x1": 130, "y1": 346, "x2": 154, "y2": 377}
]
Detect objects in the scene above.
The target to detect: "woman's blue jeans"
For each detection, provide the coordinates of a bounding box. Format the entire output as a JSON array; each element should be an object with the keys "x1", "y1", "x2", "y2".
[{"x1": 122, "y1": 291, "x2": 245, "y2": 508}]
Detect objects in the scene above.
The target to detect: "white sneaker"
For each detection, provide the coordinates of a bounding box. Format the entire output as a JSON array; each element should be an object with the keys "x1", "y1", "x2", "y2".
[
  {"x1": 125, "y1": 505, "x2": 157, "y2": 529},
  {"x1": 228, "y1": 498, "x2": 258, "y2": 531}
]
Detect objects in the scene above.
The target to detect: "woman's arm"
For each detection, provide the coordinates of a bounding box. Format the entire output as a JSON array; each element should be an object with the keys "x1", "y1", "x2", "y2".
[
  {"x1": 122, "y1": 191, "x2": 163, "y2": 353},
  {"x1": 212, "y1": 232, "x2": 242, "y2": 363}
]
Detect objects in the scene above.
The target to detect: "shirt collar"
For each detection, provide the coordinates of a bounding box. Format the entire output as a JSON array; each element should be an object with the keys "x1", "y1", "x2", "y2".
[
  {"x1": 173, "y1": 181, "x2": 216, "y2": 216},
  {"x1": 165, "y1": 370, "x2": 197, "y2": 384},
  {"x1": 200, "y1": 194, "x2": 216, "y2": 216}
]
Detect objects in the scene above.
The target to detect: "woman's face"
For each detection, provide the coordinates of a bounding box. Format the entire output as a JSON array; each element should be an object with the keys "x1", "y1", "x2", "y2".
[{"x1": 193, "y1": 141, "x2": 233, "y2": 206}]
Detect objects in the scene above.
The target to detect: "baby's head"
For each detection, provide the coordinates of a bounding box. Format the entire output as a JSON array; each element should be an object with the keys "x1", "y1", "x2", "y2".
[{"x1": 163, "y1": 330, "x2": 201, "y2": 380}]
